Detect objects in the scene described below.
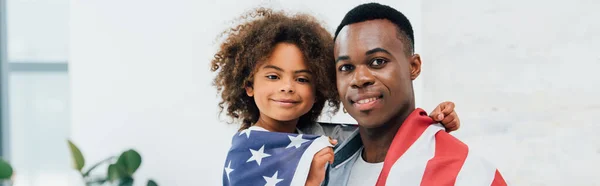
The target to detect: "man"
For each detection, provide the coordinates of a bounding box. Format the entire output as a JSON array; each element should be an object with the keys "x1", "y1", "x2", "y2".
[{"x1": 325, "y1": 3, "x2": 507, "y2": 186}]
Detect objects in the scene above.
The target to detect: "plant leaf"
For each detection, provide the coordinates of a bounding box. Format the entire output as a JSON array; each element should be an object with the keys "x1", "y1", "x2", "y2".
[
  {"x1": 107, "y1": 163, "x2": 127, "y2": 181},
  {"x1": 117, "y1": 149, "x2": 142, "y2": 176},
  {"x1": 0, "y1": 158, "x2": 13, "y2": 180},
  {"x1": 147, "y1": 179, "x2": 158, "y2": 186},
  {"x1": 83, "y1": 156, "x2": 116, "y2": 177},
  {"x1": 67, "y1": 140, "x2": 86, "y2": 172},
  {"x1": 118, "y1": 177, "x2": 134, "y2": 186}
]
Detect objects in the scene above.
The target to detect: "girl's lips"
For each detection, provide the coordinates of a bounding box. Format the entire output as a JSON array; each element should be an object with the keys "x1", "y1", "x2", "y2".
[{"x1": 271, "y1": 99, "x2": 300, "y2": 108}]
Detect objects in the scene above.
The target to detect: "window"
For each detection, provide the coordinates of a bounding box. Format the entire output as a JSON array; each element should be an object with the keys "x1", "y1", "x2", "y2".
[{"x1": 1, "y1": 0, "x2": 72, "y2": 185}]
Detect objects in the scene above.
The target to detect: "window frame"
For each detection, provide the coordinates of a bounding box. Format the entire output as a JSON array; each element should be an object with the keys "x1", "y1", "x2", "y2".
[{"x1": 1, "y1": 0, "x2": 8, "y2": 160}]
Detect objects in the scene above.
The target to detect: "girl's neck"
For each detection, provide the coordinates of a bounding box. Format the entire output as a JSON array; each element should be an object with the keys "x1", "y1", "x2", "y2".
[{"x1": 254, "y1": 116, "x2": 298, "y2": 133}]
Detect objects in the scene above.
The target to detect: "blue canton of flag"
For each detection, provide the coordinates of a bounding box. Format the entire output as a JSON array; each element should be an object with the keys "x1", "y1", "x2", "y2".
[{"x1": 223, "y1": 127, "x2": 332, "y2": 186}]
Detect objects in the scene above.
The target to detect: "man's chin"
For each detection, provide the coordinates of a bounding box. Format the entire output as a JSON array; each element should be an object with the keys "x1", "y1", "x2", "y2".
[{"x1": 356, "y1": 118, "x2": 386, "y2": 129}]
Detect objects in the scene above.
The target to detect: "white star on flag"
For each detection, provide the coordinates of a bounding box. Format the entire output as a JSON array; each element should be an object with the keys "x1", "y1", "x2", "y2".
[
  {"x1": 224, "y1": 160, "x2": 234, "y2": 182},
  {"x1": 224, "y1": 129, "x2": 335, "y2": 185},
  {"x1": 286, "y1": 134, "x2": 309, "y2": 149},
  {"x1": 247, "y1": 145, "x2": 271, "y2": 166},
  {"x1": 239, "y1": 128, "x2": 252, "y2": 138},
  {"x1": 263, "y1": 171, "x2": 283, "y2": 186}
]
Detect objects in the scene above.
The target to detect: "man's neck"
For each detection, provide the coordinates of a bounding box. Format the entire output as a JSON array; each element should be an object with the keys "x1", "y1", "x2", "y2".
[{"x1": 359, "y1": 106, "x2": 414, "y2": 163}]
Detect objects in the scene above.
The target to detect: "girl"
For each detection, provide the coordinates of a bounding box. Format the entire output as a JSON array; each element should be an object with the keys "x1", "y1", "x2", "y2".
[{"x1": 211, "y1": 8, "x2": 459, "y2": 186}]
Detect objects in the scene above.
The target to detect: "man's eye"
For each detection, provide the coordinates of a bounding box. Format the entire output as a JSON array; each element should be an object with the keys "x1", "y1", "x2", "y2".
[
  {"x1": 370, "y1": 58, "x2": 388, "y2": 66},
  {"x1": 339, "y1": 64, "x2": 355, "y2": 72},
  {"x1": 266, "y1": 75, "x2": 279, "y2": 80}
]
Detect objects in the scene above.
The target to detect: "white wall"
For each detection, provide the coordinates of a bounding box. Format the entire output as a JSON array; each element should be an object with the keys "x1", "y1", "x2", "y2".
[
  {"x1": 69, "y1": 0, "x2": 421, "y2": 185},
  {"x1": 421, "y1": 0, "x2": 600, "y2": 185}
]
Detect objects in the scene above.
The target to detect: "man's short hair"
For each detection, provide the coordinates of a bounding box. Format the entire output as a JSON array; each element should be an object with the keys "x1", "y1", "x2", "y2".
[{"x1": 334, "y1": 2, "x2": 415, "y2": 54}]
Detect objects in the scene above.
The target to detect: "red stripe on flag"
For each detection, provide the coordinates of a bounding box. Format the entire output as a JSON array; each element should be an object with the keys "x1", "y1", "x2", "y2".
[
  {"x1": 376, "y1": 108, "x2": 434, "y2": 186},
  {"x1": 490, "y1": 169, "x2": 507, "y2": 186},
  {"x1": 420, "y1": 131, "x2": 469, "y2": 186}
]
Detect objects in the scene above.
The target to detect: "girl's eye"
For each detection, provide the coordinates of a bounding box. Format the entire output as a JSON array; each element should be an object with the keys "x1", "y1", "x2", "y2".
[
  {"x1": 339, "y1": 64, "x2": 354, "y2": 72},
  {"x1": 370, "y1": 58, "x2": 388, "y2": 67},
  {"x1": 297, "y1": 78, "x2": 310, "y2": 83},
  {"x1": 266, "y1": 75, "x2": 279, "y2": 80}
]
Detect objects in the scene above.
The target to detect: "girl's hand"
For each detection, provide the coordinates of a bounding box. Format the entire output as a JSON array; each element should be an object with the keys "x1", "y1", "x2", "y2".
[
  {"x1": 430, "y1": 101, "x2": 460, "y2": 132},
  {"x1": 305, "y1": 138, "x2": 338, "y2": 186}
]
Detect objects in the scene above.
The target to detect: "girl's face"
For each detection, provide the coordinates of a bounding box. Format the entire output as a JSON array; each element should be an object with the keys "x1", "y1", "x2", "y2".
[{"x1": 246, "y1": 43, "x2": 316, "y2": 124}]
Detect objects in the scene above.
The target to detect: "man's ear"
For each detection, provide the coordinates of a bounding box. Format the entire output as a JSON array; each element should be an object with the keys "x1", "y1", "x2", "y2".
[
  {"x1": 409, "y1": 54, "x2": 422, "y2": 80},
  {"x1": 245, "y1": 83, "x2": 254, "y2": 97}
]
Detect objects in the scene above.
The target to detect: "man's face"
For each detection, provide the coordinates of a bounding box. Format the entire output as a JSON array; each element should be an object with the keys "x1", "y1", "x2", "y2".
[{"x1": 334, "y1": 19, "x2": 421, "y2": 128}]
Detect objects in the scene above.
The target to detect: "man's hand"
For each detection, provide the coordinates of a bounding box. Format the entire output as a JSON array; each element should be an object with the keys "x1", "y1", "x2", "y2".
[
  {"x1": 305, "y1": 138, "x2": 337, "y2": 186},
  {"x1": 430, "y1": 101, "x2": 460, "y2": 132}
]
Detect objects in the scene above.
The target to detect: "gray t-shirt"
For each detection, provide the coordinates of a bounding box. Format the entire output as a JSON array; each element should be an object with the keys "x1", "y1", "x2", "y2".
[{"x1": 297, "y1": 122, "x2": 358, "y2": 145}]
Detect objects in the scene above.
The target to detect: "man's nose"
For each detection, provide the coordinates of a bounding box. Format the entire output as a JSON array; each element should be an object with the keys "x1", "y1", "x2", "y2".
[{"x1": 351, "y1": 65, "x2": 375, "y2": 89}]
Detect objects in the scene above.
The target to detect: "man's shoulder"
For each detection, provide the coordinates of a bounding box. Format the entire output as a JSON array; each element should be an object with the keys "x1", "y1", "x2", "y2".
[
  {"x1": 430, "y1": 130, "x2": 492, "y2": 165},
  {"x1": 433, "y1": 131, "x2": 469, "y2": 155},
  {"x1": 429, "y1": 131, "x2": 508, "y2": 185}
]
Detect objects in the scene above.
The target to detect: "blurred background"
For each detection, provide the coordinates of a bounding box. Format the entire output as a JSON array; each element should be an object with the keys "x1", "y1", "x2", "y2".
[{"x1": 0, "y1": 0, "x2": 598, "y2": 185}]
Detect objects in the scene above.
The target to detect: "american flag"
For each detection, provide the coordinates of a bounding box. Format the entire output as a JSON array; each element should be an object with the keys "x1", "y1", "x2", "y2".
[
  {"x1": 376, "y1": 108, "x2": 508, "y2": 186},
  {"x1": 223, "y1": 127, "x2": 332, "y2": 186}
]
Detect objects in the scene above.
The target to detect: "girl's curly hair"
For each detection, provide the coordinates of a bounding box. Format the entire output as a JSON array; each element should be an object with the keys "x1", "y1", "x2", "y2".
[{"x1": 211, "y1": 8, "x2": 339, "y2": 130}]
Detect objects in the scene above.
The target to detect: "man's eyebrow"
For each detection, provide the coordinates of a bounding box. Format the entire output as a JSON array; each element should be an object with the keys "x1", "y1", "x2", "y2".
[
  {"x1": 336, "y1": 56, "x2": 350, "y2": 63},
  {"x1": 366, "y1": 48, "x2": 392, "y2": 56},
  {"x1": 336, "y1": 48, "x2": 391, "y2": 63}
]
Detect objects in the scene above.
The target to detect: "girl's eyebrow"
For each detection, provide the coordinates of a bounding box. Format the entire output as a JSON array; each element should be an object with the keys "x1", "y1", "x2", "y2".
[
  {"x1": 263, "y1": 65, "x2": 283, "y2": 71},
  {"x1": 294, "y1": 69, "x2": 312, "y2": 74},
  {"x1": 263, "y1": 65, "x2": 312, "y2": 74}
]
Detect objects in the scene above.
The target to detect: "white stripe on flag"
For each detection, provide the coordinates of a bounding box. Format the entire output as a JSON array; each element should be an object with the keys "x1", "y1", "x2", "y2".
[
  {"x1": 385, "y1": 124, "x2": 444, "y2": 185},
  {"x1": 289, "y1": 136, "x2": 332, "y2": 186},
  {"x1": 454, "y1": 150, "x2": 497, "y2": 186}
]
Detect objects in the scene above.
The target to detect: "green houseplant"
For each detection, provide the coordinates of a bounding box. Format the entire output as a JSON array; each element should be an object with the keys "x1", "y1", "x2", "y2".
[
  {"x1": 0, "y1": 158, "x2": 13, "y2": 181},
  {"x1": 68, "y1": 140, "x2": 158, "y2": 186}
]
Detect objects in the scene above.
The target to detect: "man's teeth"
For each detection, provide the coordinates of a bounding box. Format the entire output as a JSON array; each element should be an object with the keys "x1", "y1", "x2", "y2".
[{"x1": 357, "y1": 97, "x2": 378, "y2": 104}]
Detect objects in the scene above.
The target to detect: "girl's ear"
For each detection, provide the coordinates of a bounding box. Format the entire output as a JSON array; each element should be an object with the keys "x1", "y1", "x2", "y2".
[{"x1": 245, "y1": 86, "x2": 254, "y2": 97}]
